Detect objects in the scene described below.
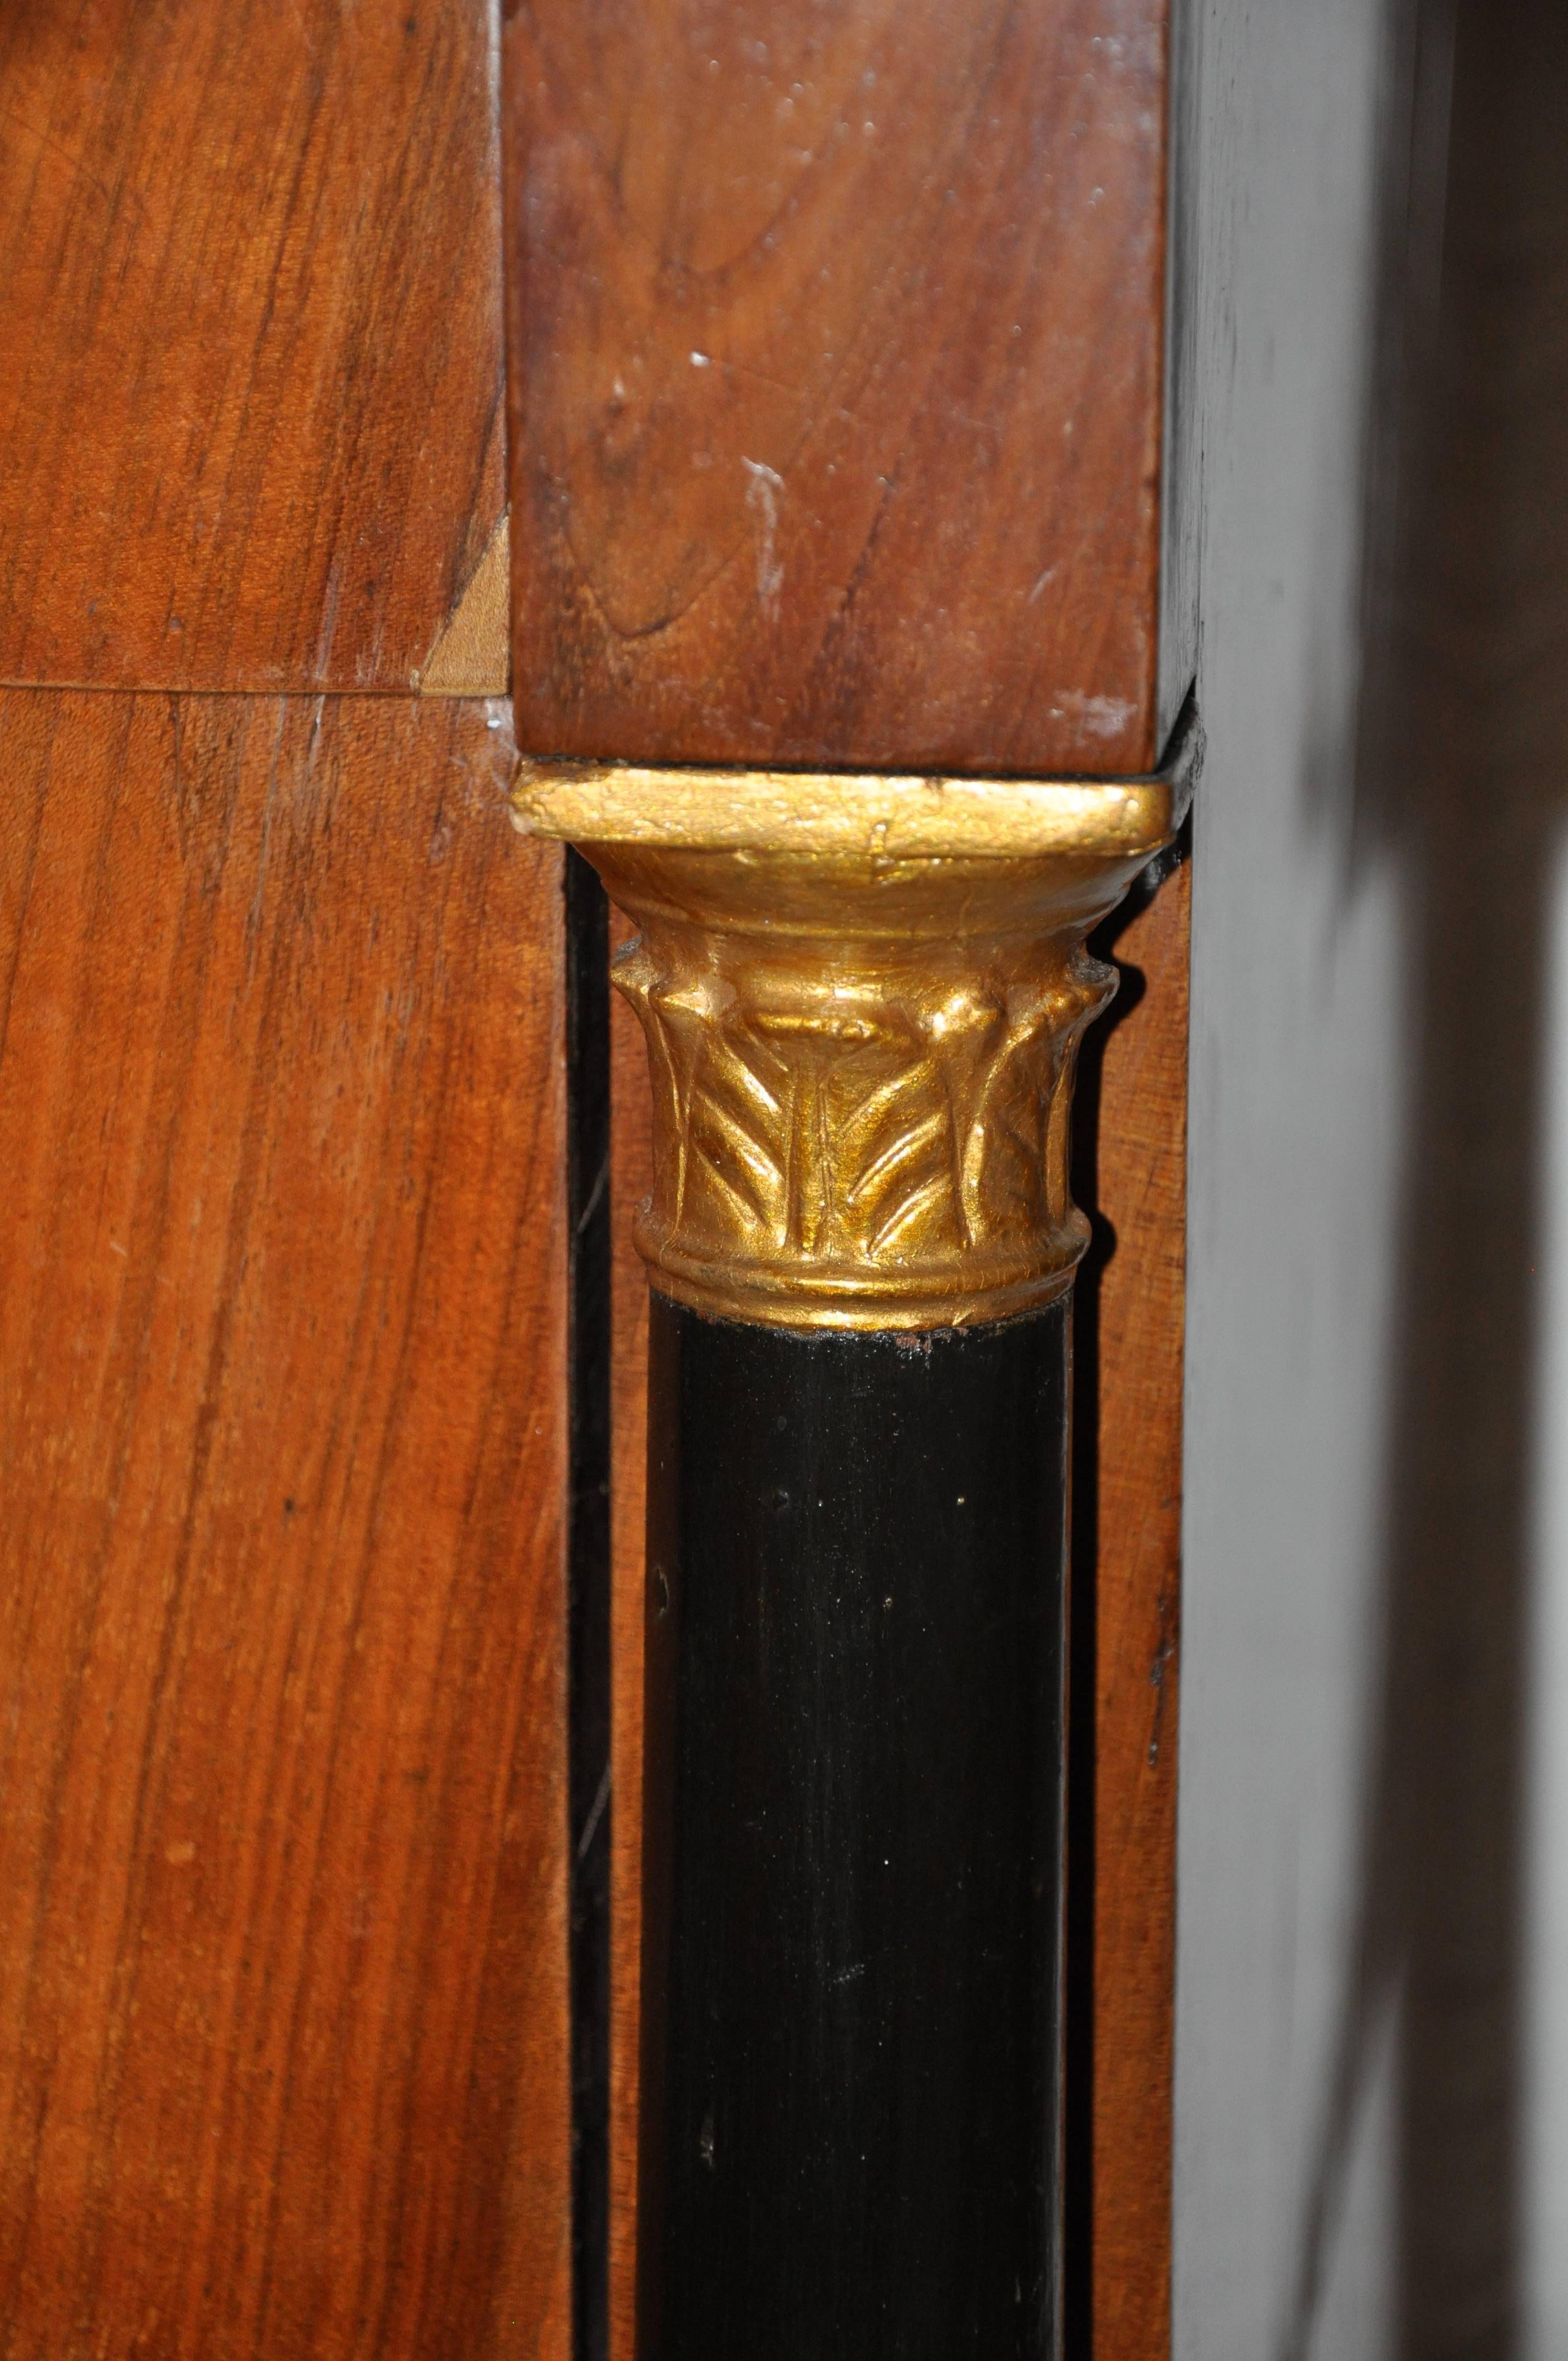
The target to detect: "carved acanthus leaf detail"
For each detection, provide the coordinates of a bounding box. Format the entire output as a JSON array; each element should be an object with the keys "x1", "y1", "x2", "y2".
[
  {"x1": 514, "y1": 728, "x2": 1195, "y2": 1328},
  {"x1": 601, "y1": 859, "x2": 1128, "y2": 1329}
]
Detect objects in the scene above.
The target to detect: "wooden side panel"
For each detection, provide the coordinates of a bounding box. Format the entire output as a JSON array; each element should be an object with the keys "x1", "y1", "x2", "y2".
[
  {"x1": 608, "y1": 926, "x2": 654, "y2": 2361},
  {"x1": 0, "y1": 693, "x2": 569, "y2": 2361},
  {"x1": 605, "y1": 863, "x2": 1187, "y2": 2361},
  {"x1": 0, "y1": 2, "x2": 503, "y2": 693},
  {"x1": 504, "y1": 0, "x2": 1172, "y2": 775},
  {"x1": 1087, "y1": 862, "x2": 1187, "y2": 2361}
]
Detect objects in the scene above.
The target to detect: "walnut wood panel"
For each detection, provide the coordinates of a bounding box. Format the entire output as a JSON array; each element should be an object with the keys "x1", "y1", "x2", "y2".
[
  {"x1": 0, "y1": 691, "x2": 568, "y2": 2361},
  {"x1": 1084, "y1": 859, "x2": 1187, "y2": 2361},
  {"x1": 605, "y1": 862, "x2": 1186, "y2": 2361},
  {"x1": 0, "y1": 2, "x2": 503, "y2": 693},
  {"x1": 503, "y1": 0, "x2": 1178, "y2": 775},
  {"x1": 607, "y1": 918, "x2": 654, "y2": 2361}
]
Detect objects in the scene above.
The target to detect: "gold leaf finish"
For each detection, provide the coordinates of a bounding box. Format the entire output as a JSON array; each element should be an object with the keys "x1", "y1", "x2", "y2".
[
  {"x1": 512, "y1": 758, "x2": 1175, "y2": 862},
  {"x1": 513, "y1": 716, "x2": 1196, "y2": 1330}
]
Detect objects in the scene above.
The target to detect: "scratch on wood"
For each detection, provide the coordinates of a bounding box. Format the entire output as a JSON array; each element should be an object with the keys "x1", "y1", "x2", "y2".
[{"x1": 742, "y1": 459, "x2": 785, "y2": 616}]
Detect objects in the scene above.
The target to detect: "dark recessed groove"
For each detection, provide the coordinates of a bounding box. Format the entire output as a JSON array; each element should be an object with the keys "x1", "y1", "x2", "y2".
[{"x1": 565, "y1": 846, "x2": 612, "y2": 2361}]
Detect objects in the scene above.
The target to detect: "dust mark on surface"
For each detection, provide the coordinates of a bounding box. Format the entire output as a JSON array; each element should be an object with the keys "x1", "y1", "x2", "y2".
[
  {"x1": 1147, "y1": 1603, "x2": 1177, "y2": 1766},
  {"x1": 1049, "y1": 689, "x2": 1137, "y2": 739},
  {"x1": 742, "y1": 458, "x2": 785, "y2": 616}
]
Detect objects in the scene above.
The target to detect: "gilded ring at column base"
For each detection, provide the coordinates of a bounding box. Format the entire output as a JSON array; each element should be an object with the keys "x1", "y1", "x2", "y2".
[{"x1": 643, "y1": 1231, "x2": 1090, "y2": 1335}]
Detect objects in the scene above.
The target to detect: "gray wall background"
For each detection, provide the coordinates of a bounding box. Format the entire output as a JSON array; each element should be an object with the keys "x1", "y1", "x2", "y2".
[{"x1": 1175, "y1": 1, "x2": 1568, "y2": 2353}]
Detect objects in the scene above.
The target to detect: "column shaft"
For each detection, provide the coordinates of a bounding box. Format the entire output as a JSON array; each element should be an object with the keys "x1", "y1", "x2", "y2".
[{"x1": 640, "y1": 1296, "x2": 1070, "y2": 2360}]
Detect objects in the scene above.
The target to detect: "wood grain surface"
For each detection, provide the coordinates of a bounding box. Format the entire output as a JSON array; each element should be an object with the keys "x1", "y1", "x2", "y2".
[
  {"x1": 1079, "y1": 859, "x2": 1187, "y2": 2361},
  {"x1": 605, "y1": 863, "x2": 1187, "y2": 2361},
  {"x1": 607, "y1": 924, "x2": 653, "y2": 2361},
  {"x1": 504, "y1": 0, "x2": 1178, "y2": 775},
  {"x1": 0, "y1": 1, "x2": 504, "y2": 692},
  {"x1": 0, "y1": 691, "x2": 569, "y2": 2361}
]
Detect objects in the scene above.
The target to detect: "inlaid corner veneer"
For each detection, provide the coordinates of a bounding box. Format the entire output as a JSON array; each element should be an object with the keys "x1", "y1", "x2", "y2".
[{"x1": 502, "y1": 4, "x2": 1197, "y2": 2356}]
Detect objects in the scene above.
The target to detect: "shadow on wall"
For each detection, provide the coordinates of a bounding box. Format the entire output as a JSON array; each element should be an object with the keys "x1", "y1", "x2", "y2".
[{"x1": 1288, "y1": 1, "x2": 1568, "y2": 2353}]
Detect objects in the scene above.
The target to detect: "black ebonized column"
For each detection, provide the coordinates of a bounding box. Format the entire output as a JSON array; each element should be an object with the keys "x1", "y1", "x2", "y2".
[{"x1": 639, "y1": 1293, "x2": 1070, "y2": 2361}]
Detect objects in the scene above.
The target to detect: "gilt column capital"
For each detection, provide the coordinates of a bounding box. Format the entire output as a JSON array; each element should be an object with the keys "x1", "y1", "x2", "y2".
[{"x1": 513, "y1": 715, "x2": 1195, "y2": 1331}]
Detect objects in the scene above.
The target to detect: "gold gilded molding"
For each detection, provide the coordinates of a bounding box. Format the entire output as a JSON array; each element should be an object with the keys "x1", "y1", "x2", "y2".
[
  {"x1": 512, "y1": 715, "x2": 1196, "y2": 1331},
  {"x1": 512, "y1": 757, "x2": 1173, "y2": 862}
]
